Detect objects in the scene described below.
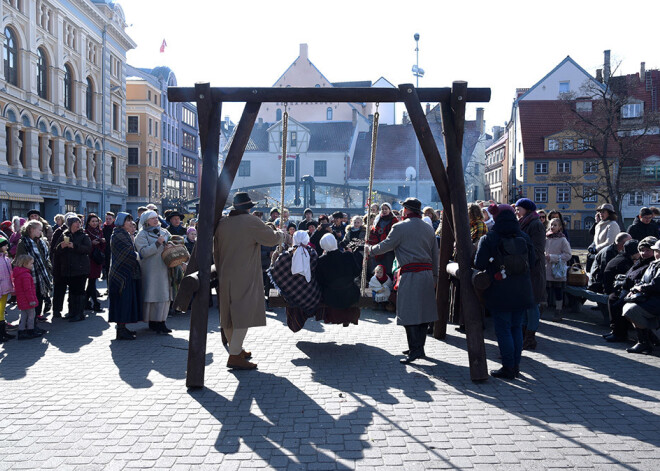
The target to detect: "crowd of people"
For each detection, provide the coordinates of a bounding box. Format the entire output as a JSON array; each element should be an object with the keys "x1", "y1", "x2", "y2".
[{"x1": 1, "y1": 194, "x2": 659, "y2": 380}]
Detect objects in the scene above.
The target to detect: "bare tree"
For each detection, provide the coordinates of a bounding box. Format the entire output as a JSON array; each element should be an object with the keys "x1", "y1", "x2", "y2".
[{"x1": 553, "y1": 66, "x2": 659, "y2": 215}]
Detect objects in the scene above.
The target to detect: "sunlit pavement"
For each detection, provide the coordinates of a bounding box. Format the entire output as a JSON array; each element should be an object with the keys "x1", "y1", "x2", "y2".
[{"x1": 1, "y1": 281, "x2": 659, "y2": 470}]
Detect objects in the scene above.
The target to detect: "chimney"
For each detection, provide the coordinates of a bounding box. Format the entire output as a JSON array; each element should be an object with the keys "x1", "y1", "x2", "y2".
[
  {"x1": 641, "y1": 62, "x2": 646, "y2": 82},
  {"x1": 352, "y1": 109, "x2": 357, "y2": 127},
  {"x1": 476, "y1": 107, "x2": 484, "y2": 134},
  {"x1": 299, "y1": 43, "x2": 308, "y2": 60},
  {"x1": 258, "y1": 117, "x2": 263, "y2": 125},
  {"x1": 425, "y1": 103, "x2": 431, "y2": 114},
  {"x1": 596, "y1": 69, "x2": 603, "y2": 83},
  {"x1": 492, "y1": 126, "x2": 503, "y2": 140},
  {"x1": 604, "y1": 50, "x2": 611, "y2": 83}
]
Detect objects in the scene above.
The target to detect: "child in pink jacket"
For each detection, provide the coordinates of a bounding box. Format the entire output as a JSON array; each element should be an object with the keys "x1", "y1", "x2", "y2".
[
  {"x1": 13, "y1": 254, "x2": 43, "y2": 340},
  {"x1": 0, "y1": 236, "x2": 15, "y2": 341}
]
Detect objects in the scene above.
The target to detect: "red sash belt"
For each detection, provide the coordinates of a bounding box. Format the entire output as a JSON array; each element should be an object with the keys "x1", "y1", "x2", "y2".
[{"x1": 394, "y1": 263, "x2": 432, "y2": 291}]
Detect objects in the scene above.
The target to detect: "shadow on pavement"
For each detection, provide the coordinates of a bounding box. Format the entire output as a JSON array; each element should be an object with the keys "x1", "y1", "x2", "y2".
[
  {"x1": 0, "y1": 335, "x2": 49, "y2": 380},
  {"x1": 46, "y1": 311, "x2": 109, "y2": 354},
  {"x1": 110, "y1": 331, "x2": 213, "y2": 388}
]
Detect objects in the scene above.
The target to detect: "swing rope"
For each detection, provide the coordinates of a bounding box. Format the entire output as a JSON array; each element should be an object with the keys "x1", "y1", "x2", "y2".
[
  {"x1": 360, "y1": 105, "x2": 379, "y2": 294},
  {"x1": 280, "y1": 105, "x2": 289, "y2": 217}
]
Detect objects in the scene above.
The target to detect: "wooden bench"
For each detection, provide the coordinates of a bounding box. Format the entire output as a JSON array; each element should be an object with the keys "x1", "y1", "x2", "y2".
[{"x1": 267, "y1": 289, "x2": 377, "y2": 309}]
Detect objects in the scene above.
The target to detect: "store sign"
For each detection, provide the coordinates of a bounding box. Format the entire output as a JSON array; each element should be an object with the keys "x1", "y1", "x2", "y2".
[{"x1": 40, "y1": 186, "x2": 58, "y2": 197}]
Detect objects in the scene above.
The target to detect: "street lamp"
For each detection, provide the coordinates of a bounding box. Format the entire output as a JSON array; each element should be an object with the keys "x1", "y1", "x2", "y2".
[{"x1": 412, "y1": 33, "x2": 424, "y2": 199}]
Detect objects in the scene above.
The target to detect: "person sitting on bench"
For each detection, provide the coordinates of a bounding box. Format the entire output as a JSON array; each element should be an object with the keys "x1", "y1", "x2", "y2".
[{"x1": 589, "y1": 232, "x2": 631, "y2": 293}]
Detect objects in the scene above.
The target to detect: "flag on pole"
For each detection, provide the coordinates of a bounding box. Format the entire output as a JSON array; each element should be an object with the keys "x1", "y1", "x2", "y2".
[{"x1": 160, "y1": 39, "x2": 167, "y2": 53}]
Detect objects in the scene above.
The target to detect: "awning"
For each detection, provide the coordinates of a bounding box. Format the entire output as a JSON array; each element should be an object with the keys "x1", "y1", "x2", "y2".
[{"x1": 0, "y1": 191, "x2": 44, "y2": 203}]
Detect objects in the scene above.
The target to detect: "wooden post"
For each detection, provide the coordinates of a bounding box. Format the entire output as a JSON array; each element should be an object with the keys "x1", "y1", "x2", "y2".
[
  {"x1": 440, "y1": 81, "x2": 488, "y2": 382},
  {"x1": 186, "y1": 83, "x2": 221, "y2": 389},
  {"x1": 399, "y1": 84, "x2": 455, "y2": 340},
  {"x1": 434, "y1": 211, "x2": 454, "y2": 339}
]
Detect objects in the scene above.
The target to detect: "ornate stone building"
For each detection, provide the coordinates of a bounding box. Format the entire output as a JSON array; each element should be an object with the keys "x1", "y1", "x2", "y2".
[{"x1": 0, "y1": 0, "x2": 135, "y2": 220}]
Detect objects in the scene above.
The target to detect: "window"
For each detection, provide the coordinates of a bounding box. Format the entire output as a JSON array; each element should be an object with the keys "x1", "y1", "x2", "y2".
[
  {"x1": 182, "y1": 107, "x2": 196, "y2": 127},
  {"x1": 148, "y1": 150, "x2": 152, "y2": 166},
  {"x1": 148, "y1": 179, "x2": 152, "y2": 198},
  {"x1": 519, "y1": 164, "x2": 523, "y2": 177},
  {"x1": 86, "y1": 77, "x2": 94, "y2": 120},
  {"x1": 558, "y1": 161, "x2": 571, "y2": 174},
  {"x1": 557, "y1": 186, "x2": 571, "y2": 203},
  {"x1": 326, "y1": 107, "x2": 333, "y2": 120},
  {"x1": 182, "y1": 131, "x2": 196, "y2": 152},
  {"x1": 3, "y1": 27, "x2": 18, "y2": 87},
  {"x1": 562, "y1": 139, "x2": 574, "y2": 151},
  {"x1": 128, "y1": 148, "x2": 139, "y2": 165},
  {"x1": 113, "y1": 103, "x2": 119, "y2": 131},
  {"x1": 398, "y1": 186, "x2": 410, "y2": 198},
  {"x1": 583, "y1": 186, "x2": 598, "y2": 202},
  {"x1": 534, "y1": 187, "x2": 548, "y2": 203},
  {"x1": 182, "y1": 181, "x2": 196, "y2": 199},
  {"x1": 548, "y1": 139, "x2": 560, "y2": 151},
  {"x1": 155, "y1": 123, "x2": 158, "y2": 138},
  {"x1": 314, "y1": 160, "x2": 327, "y2": 177},
  {"x1": 148, "y1": 118, "x2": 152, "y2": 136},
  {"x1": 37, "y1": 48, "x2": 48, "y2": 99},
  {"x1": 110, "y1": 156, "x2": 117, "y2": 185},
  {"x1": 128, "y1": 116, "x2": 138, "y2": 133},
  {"x1": 622, "y1": 103, "x2": 642, "y2": 119},
  {"x1": 291, "y1": 132, "x2": 297, "y2": 147},
  {"x1": 584, "y1": 160, "x2": 598, "y2": 173},
  {"x1": 559, "y1": 81, "x2": 569, "y2": 93},
  {"x1": 64, "y1": 64, "x2": 73, "y2": 111},
  {"x1": 285, "y1": 159, "x2": 294, "y2": 177},
  {"x1": 577, "y1": 139, "x2": 588, "y2": 150},
  {"x1": 238, "y1": 161, "x2": 250, "y2": 177},
  {"x1": 629, "y1": 191, "x2": 643, "y2": 206},
  {"x1": 183, "y1": 156, "x2": 196, "y2": 175},
  {"x1": 154, "y1": 151, "x2": 158, "y2": 168},
  {"x1": 65, "y1": 200, "x2": 79, "y2": 213},
  {"x1": 128, "y1": 178, "x2": 138, "y2": 196},
  {"x1": 650, "y1": 192, "x2": 660, "y2": 204},
  {"x1": 534, "y1": 162, "x2": 548, "y2": 174},
  {"x1": 576, "y1": 101, "x2": 592, "y2": 113},
  {"x1": 147, "y1": 90, "x2": 151, "y2": 101}
]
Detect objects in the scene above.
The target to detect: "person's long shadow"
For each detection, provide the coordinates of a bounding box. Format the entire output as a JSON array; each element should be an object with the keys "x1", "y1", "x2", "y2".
[
  {"x1": 0, "y1": 335, "x2": 49, "y2": 380},
  {"x1": 46, "y1": 311, "x2": 109, "y2": 354},
  {"x1": 110, "y1": 331, "x2": 213, "y2": 388},
  {"x1": 191, "y1": 371, "x2": 371, "y2": 469},
  {"x1": 436, "y1": 328, "x2": 660, "y2": 452}
]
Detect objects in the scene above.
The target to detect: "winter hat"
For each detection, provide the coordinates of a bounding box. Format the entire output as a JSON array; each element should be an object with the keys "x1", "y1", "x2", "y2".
[
  {"x1": 638, "y1": 236, "x2": 658, "y2": 250},
  {"x1": 623, "y1": 239, "x2": 640, "y2": 257},
  {"x1": 27, "y1": 209, "x2": 41, "y2": 218},
  {"x1": 1, "y1": 221, "x2": 12, "y2": 231},
  {"x1": 186, "y1": 227, "x2": 197, "y2": 235},
  {"x1": 0, "y1": 236, "x2": 8, "y2": 248},
  {"x1": 66, "y1": 215, "x2": 81, "y2": 228},
  {"x1": 114, "y1": 212, "x2": 132, "y2": 227},
  {"x1": 515, "y1": 198, "x2": 537, "y2": 212},
  {"x1": 139, "y1": 210, "x2": 158, "y2": 228},
  {"x1": 287, "y1": 221, "x2": 297, "y2": 231},
  {"x1": 488, "y1": 203, "x2": 515, "y2": 221},
  {"x1": 270, "y1": 207, "x2": 280, "y2": 216}
]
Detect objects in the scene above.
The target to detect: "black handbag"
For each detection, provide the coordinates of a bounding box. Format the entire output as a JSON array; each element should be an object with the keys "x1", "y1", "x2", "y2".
[{"x1": 91, "y1": 247, "x2": 105, "y2": 265}]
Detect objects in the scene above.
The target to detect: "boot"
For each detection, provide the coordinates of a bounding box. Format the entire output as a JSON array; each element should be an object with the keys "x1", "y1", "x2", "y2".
[
  {"x1": 649, "y1": 330, "x2": 660, "y2": 347},
  {"x1": 627, "y1": 329, "x2": 653, "y2": 354},
  {"x1": 155, "y1": 322, "x2": 172, "y2": 334},
  {"x1": 17, "y1": 330, "x2": 36, "y2": 340},
  {"x1": 551, "y1": 300, "x2": 563, "y2": 322},
  {"x1": 92, "y1": 302, "x2": 103, "y2": 313},
  {"x1": 149, "y1": 321, "x2": 158, "y2": 331},
  {"x1": 227, "y1": 354, "x2": 257, "y2": 370},
  {"x1": 69, "y1": 295, "x2": 86, "y2": 322},
  {"x1": 0, "y1": 320, "x2": 16, "y2": 341},
  {"x1": 490, "y1": 366, "x2": 516, "y2": 380},
  {"x1": 522, "y1": 330, "x2": 537, "y2": 350},
  {"x1": 116, "y1": 325, "x2": 136, "y2": 340}
]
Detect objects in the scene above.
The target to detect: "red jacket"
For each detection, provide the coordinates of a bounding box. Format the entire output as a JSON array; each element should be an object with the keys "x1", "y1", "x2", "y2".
[{"x1": 12, "y1": 266, "x2": 38, "y2": 311}]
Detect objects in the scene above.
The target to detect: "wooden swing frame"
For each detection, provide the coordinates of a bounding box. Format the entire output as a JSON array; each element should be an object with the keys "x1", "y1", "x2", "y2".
[{"x1": 168, "y1": 82, "x2": 491, "y2": 388}]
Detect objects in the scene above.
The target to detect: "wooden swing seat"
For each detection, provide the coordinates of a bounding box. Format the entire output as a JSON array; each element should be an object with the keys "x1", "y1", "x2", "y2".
[{"x1": 267, "y1": 289, "x2": 376, "y2": 309}]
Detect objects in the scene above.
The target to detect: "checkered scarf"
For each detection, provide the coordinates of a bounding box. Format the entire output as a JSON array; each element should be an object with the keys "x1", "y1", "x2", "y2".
[
  {"x1": 268, "y1": 246, "x2": 321, "y2": 315},
  {"x1": 22, "y1": 236, "x2": 52, "y2": 298}
]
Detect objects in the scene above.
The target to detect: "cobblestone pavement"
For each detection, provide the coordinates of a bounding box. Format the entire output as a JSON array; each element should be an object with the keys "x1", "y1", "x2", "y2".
[{"x1": 1, "y1": 282, "x2": 659, "y2": 470}]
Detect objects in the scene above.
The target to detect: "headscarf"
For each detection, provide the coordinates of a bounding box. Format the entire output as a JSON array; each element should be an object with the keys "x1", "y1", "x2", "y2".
[
  {"x1": 422, "y1": 216, "x2": 433, "y2": 226},
  {"x1": 139, "y1": 210, "x2": 158, "y2": 229},
  {"x1": 115, "y1": 212, "x2": 131, "y2": 227},
  {"x1": 291, "y1": 230, "x2": 312, "y2": 282},
  {"x1": 320, "y1": 233, "x2": 338, "y2": 252}
]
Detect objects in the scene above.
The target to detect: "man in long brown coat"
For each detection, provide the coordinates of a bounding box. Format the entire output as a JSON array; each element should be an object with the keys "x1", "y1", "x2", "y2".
[{"x1": 214, "y1": 192, "x2": 283, "y2": 370}]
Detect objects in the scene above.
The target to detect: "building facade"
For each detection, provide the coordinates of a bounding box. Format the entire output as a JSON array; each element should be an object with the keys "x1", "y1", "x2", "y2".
[
  {"x1": 0, "y1": 0, "x2": 135, "y2": 220},
  {"x1": 125, "y1": 72, "x2": 163, "y2": 215},
  {"x1": 484, "y1": 126, "x2": 508, "y2": 204}
]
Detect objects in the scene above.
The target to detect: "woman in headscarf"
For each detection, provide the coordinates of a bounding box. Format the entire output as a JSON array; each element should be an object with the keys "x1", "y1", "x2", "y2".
[
  {"x1": 268, "y1": 230, "x2": 321, "y2": 331},
  {"x1": 84, "y1": 213, "x2": 106, "y2": 312},
  {"x1": 14, "y1": 219, "x2": 52, "y2": 322},
  {"x1": 9, "y1": 216, "x2": 25, "y2": 257},
  {"x1": 109, "y1": 213, "x2": 143, "y2": 340},
  {"x1": 134, "y1": 210, "x2": 173, "y2": 334},
  {"x1": 368, "y1": 203, "x2": 398, "y2": 276},
  {"x1": 316, "y1": 233, "x2": 361, "y2": 309}
]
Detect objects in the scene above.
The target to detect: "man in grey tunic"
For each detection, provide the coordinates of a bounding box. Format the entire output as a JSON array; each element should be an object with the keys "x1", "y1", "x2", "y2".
[{"x1": 367, "y1": 198, "x2": 439, "y2": 364}]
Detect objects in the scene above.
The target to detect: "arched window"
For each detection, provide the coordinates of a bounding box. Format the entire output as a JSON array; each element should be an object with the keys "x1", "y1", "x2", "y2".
[
  {"x1": 64, "y1": 64, "x2": 73, "y2": 111},
  {"x1": 86, "y1": 77, "x2": 94, "y2": 120},
  {"x1": 326, "y1": 107, "x2": 333, "y2": 121},
  {"x1": 37, "y1": 47, "x2": 48, "y2": 99},
  {"x1": 3, "y1": 27, "x2": 19, "y2": 86},
  {"x1": 276, "y1": 108, "x2": 282, "y2": 121}
]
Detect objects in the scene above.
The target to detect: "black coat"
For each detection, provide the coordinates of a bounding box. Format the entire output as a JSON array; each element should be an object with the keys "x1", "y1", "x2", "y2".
[
  {"x1": 633, "y1": 260, "x2": 660, "y2": 315},
  {"x1": 315, "y1": 250, "x2": 361, "y2": 309},
  {"x1": 603, "y1": 254, "x2": 634, "y2": 295},
  {"x1": 588, "y1": 243, "x2": 619, "y2": 292},
  {"x1": 168, "y1": 224, "x2": 187, "y2": 237},
  {"x1": 621, "y1": 257, "x2": 654, "y2": 292},
  {"x1": 55, "y1": 229, "x2": 92, "y2": 278},
  {"x1": 627, "y1": 217, "x2": 660, "y2": 242},
  {"x1": 474, "y1": 211, "x2": 536, "y2": 312}
]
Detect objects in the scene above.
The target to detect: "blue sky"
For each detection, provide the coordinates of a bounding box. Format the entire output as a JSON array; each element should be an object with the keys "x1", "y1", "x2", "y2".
[{"x1": 121, "y1": 0, "x2": 658, "y2": 131}]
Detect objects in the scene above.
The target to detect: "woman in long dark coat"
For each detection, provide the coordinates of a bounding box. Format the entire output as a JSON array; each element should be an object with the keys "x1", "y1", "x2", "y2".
[
  {"x1": 85, "y1": 213, "x2": 106, "y2": 312},
  {"x1": 316, "y1": 233, "x2": 361, "y2": 308},
  {"x1": 109, "y1": 213, "x2": 143, "y2": 340}
]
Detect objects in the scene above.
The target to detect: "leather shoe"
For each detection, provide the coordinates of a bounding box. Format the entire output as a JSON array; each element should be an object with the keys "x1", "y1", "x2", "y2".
[
  {"x1": 602, "y1": 332, "x2": 615, "y2": 339},
  {"x1": 227, "y1": 354, "x2": 257, "y2": 370},
  {"x1": 400, "y1": 351, "x2": 425, "y2": 364},
  {"x1": 240, "y1": 350, "x2": 252, "y2": 360},
  {"x1": 605, "y1": 334, "x2": 627, "y2": 343},
  {"x1": 490, "y1": 366, "x2": 516, "y2": 380}
]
